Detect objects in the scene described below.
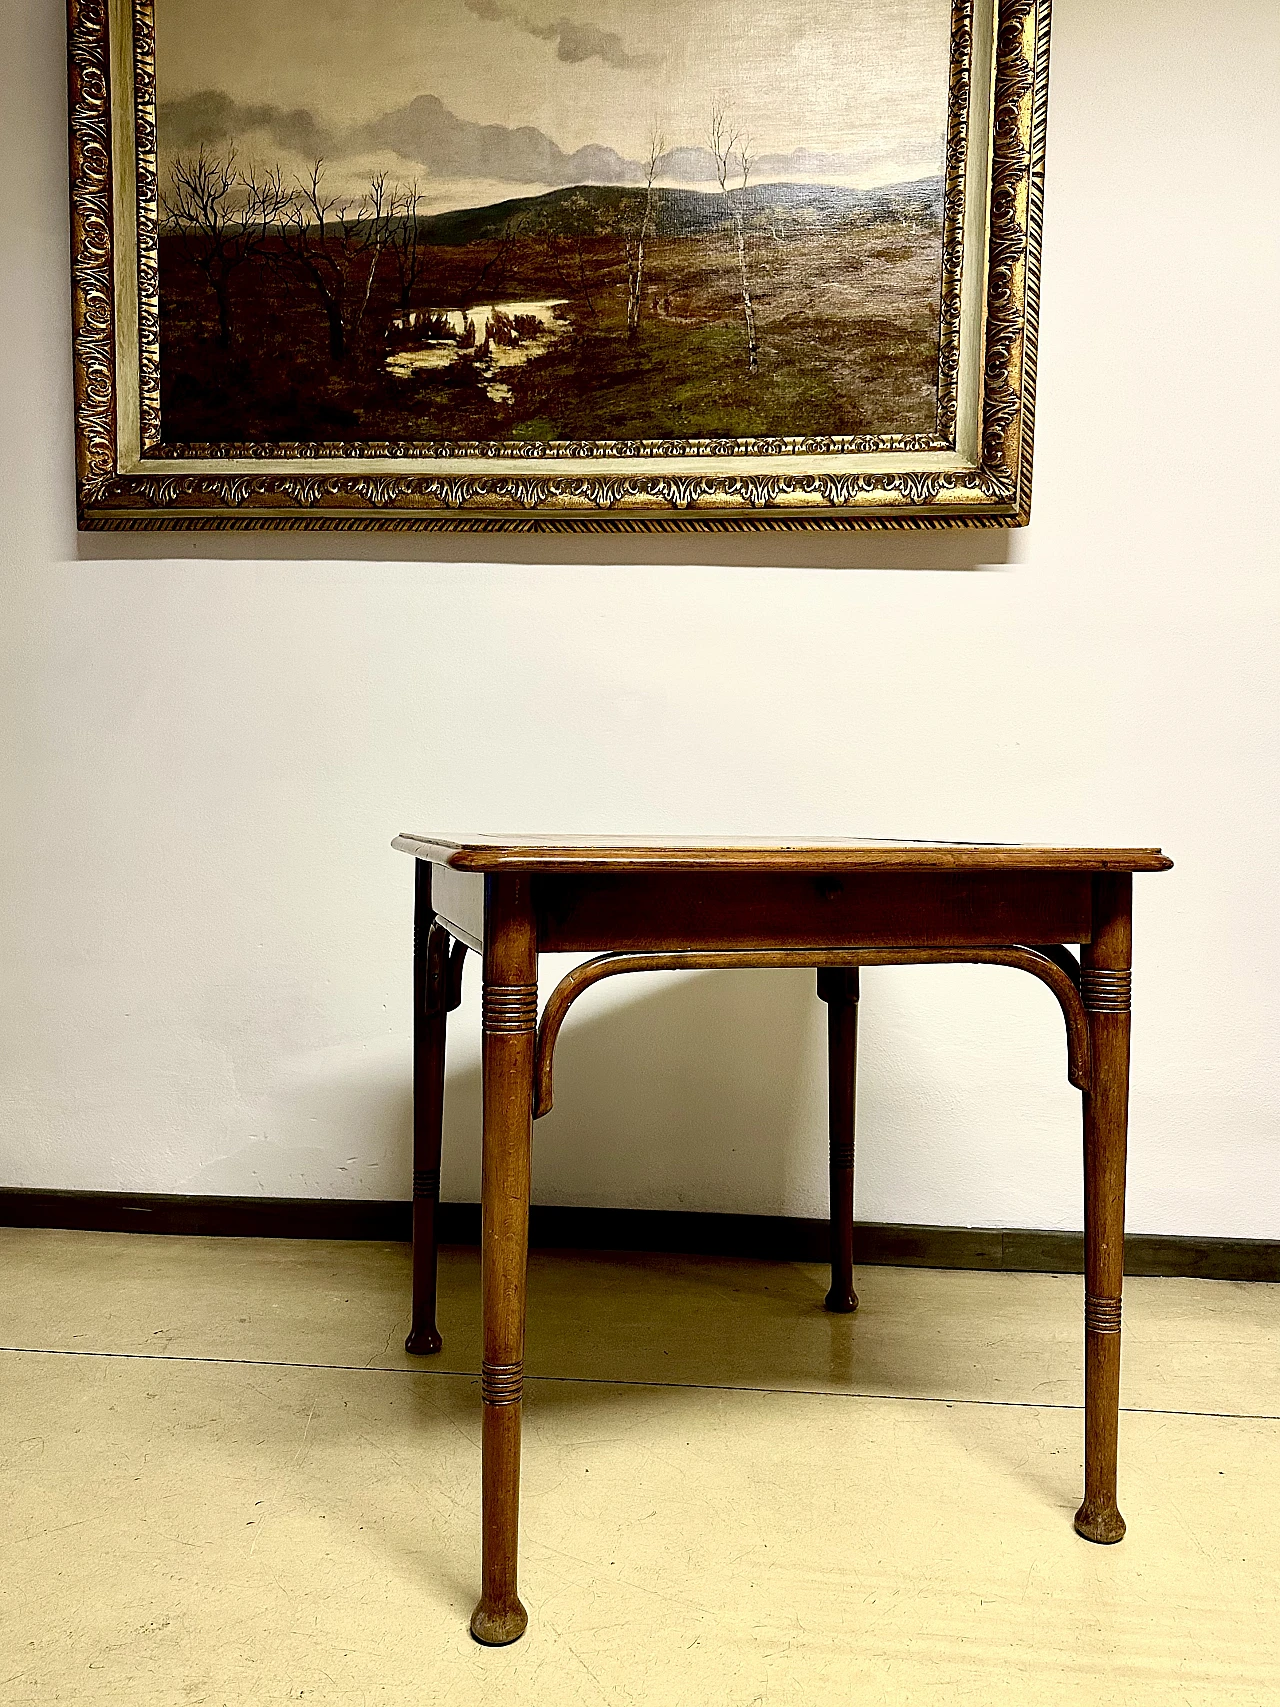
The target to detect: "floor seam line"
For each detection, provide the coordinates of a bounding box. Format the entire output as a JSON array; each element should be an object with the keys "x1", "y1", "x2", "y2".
[{"x1": 1, "y1": 1346, "x2": 1276, "y2": 1423}]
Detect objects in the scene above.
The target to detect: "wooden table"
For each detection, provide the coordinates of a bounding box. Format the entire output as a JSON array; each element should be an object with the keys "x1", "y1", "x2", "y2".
[{"x1": 391, "y1": 834, "x2": 1173, "y2": 1645}]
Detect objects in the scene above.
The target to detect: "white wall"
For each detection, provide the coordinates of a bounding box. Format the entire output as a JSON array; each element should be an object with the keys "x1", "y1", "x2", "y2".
[{"x1": 2, "y1": 0, "x2": 1277, "y2": 1237}]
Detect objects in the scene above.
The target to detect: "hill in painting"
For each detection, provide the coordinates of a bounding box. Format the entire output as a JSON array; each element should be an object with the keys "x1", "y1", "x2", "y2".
[{"x1": 418, "y1": 177, "x2": 945, "y2": 246}]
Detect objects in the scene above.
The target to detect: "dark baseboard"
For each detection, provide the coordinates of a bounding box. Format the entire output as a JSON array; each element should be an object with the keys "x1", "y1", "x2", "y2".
[{"x1": 0, "y1": 1188, "x2": 1275, "y2": 1281}]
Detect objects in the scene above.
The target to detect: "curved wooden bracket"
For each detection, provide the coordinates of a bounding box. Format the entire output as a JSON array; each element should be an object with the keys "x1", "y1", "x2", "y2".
[
  {"x1": 423, "y1": 920, "x2": 469, "y2": 1015},
  {"x1": 533, "y1": 945, "x2": 1090, "y2": 1118},
  {"x1": 446, "y1": 935, "x2": 467, "y2": 1011}
]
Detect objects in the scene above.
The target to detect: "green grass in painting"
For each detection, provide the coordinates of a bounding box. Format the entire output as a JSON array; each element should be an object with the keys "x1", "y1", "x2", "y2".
[{"x1": 158, "y1": 186, "x2": 944, "y2": 446}]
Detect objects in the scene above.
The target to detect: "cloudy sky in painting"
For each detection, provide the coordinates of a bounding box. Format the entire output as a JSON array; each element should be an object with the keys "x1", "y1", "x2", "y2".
[{"x1": 155, "y1": 0, "x2": 952, "y2": 208}]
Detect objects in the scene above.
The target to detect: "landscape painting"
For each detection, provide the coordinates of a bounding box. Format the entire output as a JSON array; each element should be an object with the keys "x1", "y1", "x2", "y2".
[
  {"x1": 68, "y1": 0, "x2": 1051, "y2": 527},
  {"x1": 152, "y1": 0, "x2": 957, "y2": 449}
]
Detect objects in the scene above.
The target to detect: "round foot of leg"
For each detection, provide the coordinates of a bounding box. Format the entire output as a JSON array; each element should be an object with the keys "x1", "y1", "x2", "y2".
[
  {"x1": 1074, "y1": 1502, "x2": 1126, "y2": 1545},
  {"x1": 824, "y1": 1288, "x2": 859, "y2": 1314},
  {"x1": 470, "y1": 1598, "x2": 528, "y2": 1646},
  {"x1": 405, "y1": 1325, "x2": 442, "y2": 1356}
]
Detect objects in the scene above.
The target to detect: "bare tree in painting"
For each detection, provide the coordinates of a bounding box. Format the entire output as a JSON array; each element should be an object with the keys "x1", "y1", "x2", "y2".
[
  {"x1": 709, "y1": 100, "x2": 758, "y2": 374},
  {"x1": 276, "y1": 161, "x2": 396, "y2": 363},
  {"x1": 388, "y1": 180, "x2": 428, "y2": 315},
  {"x1": 548, "y1": 193, "x2": 602, "y2": 318},
  {"x1": 626, "y1": 124, "x2": 665, "y2": 338},
  {"x1": 464, "y1": 216, "x2": 522, "y2": 306},
  {"x1": 162, "y1": 145, "x2": 290, "y2": 348}
]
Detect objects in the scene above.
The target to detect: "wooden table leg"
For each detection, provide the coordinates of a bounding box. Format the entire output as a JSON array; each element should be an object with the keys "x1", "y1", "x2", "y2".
[
  {"x1": 817, "y1": 967, "x2": 859, "y2": 1313},
  {"x1": 1074, "y1": 873, "x2": 1132, "y2": 1545},
  {"x1": 471, "y1": 875, "x2": 537, "y2": 1646},
  {"x1": 407, "y1": 864, "x2": 448, "y2": 1355}
]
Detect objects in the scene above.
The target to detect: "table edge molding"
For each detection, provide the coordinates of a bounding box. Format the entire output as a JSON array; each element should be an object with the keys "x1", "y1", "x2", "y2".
[{"x1": 391, "y1": 835, "x2": 1173, "y2": 875}]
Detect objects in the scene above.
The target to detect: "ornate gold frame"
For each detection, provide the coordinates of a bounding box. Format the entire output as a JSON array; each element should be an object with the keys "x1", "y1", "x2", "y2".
[{"x1": 68, "y1": 0, "x2": 1052, "y2": 532}]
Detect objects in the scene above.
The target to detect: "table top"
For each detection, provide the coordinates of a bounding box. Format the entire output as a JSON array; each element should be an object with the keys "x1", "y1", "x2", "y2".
[{"x1": 392, "y1": 833, "x2": 1173, "y2": 875}]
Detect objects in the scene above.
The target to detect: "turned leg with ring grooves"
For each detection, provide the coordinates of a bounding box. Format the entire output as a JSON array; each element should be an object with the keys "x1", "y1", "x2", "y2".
[
  {"x1": 407, "y1": 864, "x2": 450, "y2": 1356},
  {"x1": 471, "y1": 875, "x2": 536, "y2": 1646},
  {"x1": 817, "y1": 967, "x2": 859, "y2": 1313},
  {"x1": 1074, "y1": 873, "x2": 1132, "y2": 1546}
]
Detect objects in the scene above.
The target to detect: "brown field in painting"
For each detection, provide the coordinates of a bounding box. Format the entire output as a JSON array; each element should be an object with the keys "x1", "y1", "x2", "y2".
[{"x1": 157, "y1": 199, "x2": 944, "y2": 447}]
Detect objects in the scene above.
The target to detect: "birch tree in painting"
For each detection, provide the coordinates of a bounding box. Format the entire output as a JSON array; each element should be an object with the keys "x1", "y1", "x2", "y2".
[
  {"x1": 626, "y1": 125, "x2": 665, "y2": 339},
  {"x1": 709, "y1": 101, "x2": 758, "y2": 375},
  {"x1": 352, "y1": 172, "x2": 395, "y2": 347}
]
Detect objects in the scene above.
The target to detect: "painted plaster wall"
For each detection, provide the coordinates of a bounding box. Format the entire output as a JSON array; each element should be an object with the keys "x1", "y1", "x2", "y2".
[{"x1": 1, "y1": 0, "x2": 1276, "y2": 1235}]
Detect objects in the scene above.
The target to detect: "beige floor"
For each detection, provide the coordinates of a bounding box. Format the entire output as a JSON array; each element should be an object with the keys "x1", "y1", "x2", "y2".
[{"x1": 1, "y1": 1230, "x2": 1277, "y2": 1706}]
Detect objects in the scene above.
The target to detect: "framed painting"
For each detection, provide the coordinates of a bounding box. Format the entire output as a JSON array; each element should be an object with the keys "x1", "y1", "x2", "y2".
[{"x1": 67, "y1": 0, "x2": 1052, "y2": 531}]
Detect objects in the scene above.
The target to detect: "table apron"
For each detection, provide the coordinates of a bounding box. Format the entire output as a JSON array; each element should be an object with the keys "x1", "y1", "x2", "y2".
[
  {"x1": 531, "y1": 870, "x2": 1094, "y2": 953},
  {"x1": 431, "y1": 863, "x2": 485, "y2": 951}
]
